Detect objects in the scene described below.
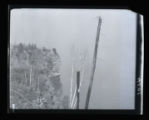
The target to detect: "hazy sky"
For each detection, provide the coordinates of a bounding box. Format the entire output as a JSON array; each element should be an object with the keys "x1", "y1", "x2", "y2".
[{"x1": 10, "y1": 9, "x2": 137, "y2": 109}]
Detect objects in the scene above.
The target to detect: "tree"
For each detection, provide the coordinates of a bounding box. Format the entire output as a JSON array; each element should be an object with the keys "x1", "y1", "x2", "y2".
[{"x1": 10, "y1": 43, "x2": 68, "y2": 109}]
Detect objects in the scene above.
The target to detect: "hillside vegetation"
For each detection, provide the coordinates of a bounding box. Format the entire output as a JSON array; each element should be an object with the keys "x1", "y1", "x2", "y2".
[{"x1": 10, "y1": 43, "x2": 68, "y2": 109}]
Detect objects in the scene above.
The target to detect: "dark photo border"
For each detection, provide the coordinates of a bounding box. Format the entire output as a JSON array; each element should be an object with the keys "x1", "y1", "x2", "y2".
[
  {"x1": 7, "y1": 4, "x2": 143, "y2": 115},
  {"x1": 0, "y1": 1, "x2": 146, "y2": 119}
]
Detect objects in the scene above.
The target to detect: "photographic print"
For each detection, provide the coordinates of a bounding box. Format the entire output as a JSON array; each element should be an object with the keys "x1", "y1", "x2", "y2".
[{"x1": 8, "y1": 8, "x2": 144, "y2": 112}]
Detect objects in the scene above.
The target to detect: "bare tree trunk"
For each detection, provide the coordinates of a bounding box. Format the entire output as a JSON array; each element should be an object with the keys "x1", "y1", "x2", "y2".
[
  {"x1": 24, "y1": 73, "x2": 28, "y2": 85},
  {"x1": 76, "y1": 71, "x2": 80, "y2": 109},
  {"x1": 85, "y1": 17, "x2": 102, "y2": 109},
  {"x1": 29, "y1": 66, "x2": 32, "y2": 86},
  {"x1": 70, "y1": 64, "x2": 74, "y2": 108},
  {"x1": 70, "y1": 51, "x2": 88, "y2": 108}
]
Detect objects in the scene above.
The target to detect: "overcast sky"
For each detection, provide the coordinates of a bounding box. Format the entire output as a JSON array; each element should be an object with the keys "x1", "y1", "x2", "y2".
[{"x1": 10, "y1": 9, "x2": 137, "y2": 109}]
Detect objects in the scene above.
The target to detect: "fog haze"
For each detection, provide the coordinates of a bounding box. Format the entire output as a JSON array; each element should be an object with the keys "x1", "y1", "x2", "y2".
[{"x1": 10, "y1": 9, "x2": 136, "y2": 109}]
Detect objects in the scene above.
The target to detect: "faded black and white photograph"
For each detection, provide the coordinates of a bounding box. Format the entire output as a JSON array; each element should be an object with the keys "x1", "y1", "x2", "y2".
[{"x1": 9, "y1": 8, "x2": 144, "y2": 110}]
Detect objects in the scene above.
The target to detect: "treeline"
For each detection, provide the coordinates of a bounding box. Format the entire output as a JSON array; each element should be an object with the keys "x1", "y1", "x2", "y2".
[{"x1": 10, "y1": 43, "x2": 68, "y2": 109}]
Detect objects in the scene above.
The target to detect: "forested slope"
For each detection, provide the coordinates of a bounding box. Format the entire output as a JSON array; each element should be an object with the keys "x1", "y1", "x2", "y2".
[{"x1": 10, "y1": 43, "x2": 68, "y2": 109}]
